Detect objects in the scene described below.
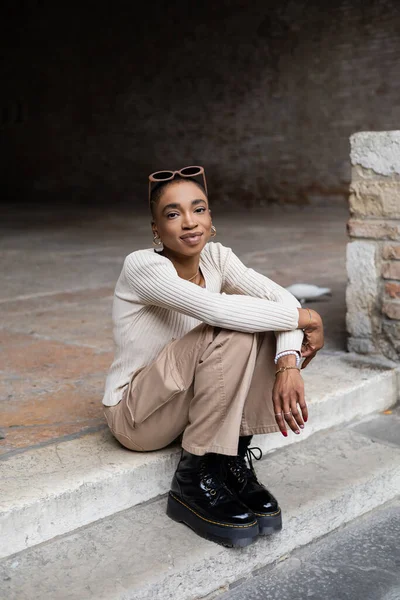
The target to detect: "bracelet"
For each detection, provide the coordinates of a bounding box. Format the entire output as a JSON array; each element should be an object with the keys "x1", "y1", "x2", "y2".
[
  {"x1": 274, "y1": 350, "x2": 301, "y2": 368},
  {"x1": 275, "y1": 366, "x2": 301, "y2": 376},
  {"x1": 302, "y1": 308, "x2": 313, "y2": 332}
]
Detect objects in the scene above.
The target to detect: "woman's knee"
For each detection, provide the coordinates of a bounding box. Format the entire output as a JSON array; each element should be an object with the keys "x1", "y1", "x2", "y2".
[{"x1": 217, "y1": 328, "x2": 257, "y2": 352}]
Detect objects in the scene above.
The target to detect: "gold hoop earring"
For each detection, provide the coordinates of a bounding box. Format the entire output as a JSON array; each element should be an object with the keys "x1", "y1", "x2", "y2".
[
  {"x1": 153, "y1": 234, "x2": 162, "y2": 246},
  {"x1": 210, "y1": 225, "x2": 217, "y2": 237}
]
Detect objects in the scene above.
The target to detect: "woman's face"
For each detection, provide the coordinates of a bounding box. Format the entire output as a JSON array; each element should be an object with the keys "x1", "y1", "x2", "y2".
[{"x1": 152, "y1": 180, "x2": 213, "y2": 257}]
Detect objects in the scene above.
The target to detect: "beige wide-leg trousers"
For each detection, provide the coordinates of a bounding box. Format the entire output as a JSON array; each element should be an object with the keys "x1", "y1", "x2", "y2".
[{"x1": 104, "y1": 324, "x2": 280, "y2": 456}]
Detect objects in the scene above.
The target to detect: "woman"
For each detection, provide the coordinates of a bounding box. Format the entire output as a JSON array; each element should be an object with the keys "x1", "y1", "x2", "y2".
[{"x1": 102, "y1": 166, "x2": 324, "y2": 548}]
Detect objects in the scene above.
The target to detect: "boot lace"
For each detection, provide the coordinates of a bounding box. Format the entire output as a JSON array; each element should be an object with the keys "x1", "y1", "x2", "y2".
[{"x1": 228, "y1": 447, "x2": 263, "y2": 483}]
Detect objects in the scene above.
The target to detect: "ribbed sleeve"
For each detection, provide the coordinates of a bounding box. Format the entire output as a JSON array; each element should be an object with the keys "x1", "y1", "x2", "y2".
[
  {"x1": 124, "y1": 250, "x2": 300, "y2": 334},
  {"x1": 208, "y1": 243, "x2": 304, "y2": 354}
]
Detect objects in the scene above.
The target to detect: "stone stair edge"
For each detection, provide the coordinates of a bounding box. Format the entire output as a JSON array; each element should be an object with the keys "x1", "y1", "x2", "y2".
[
  {"x1": 0, "y1": 358, "x2": 396, "y2": 513},
  {"x1": 1, "y1": 425, "x2": 400, "y2": 600},
  {"x1": 0, "y1": 351, "x2": 398, "y2": 559}
]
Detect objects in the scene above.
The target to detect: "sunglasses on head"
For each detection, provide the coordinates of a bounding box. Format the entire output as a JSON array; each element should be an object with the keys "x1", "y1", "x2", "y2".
[{"x1": 148, "y1": 165, "x2": 207, "y2": 203}]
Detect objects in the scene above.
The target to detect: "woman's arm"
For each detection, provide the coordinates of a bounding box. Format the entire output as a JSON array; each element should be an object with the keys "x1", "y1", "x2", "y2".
[
  {"x1": 218, "y1": 245, "x2": 304, "y2": 355},
  {"x1": 208, "y1": 245, "x2": 324, "y2": 438},
  {"x1": 124, "y1": 251, "x2": 300, "y2": 334}
]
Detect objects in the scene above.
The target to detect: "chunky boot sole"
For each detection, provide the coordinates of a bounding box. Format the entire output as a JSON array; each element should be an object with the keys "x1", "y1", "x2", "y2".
[
  {"x1": 167, "y1": 492, "x2": 259, "y2": 548},
  {"x1": 255, "y1": 508, "x2": 282, "y2": 535}
]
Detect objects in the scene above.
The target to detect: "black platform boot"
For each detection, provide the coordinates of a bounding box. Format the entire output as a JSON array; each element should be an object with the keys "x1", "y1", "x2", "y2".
[
  {"x1": 225, "y1": 436, "x2": 282, "y2": 535},
  {"x1": 167, "y1": 449, "x2": 259, "y2": 548}
]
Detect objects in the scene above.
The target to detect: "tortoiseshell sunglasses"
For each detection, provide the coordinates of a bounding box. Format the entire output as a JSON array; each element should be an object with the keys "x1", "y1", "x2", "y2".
[{"x1": 148, "y1": 165, "x2": 207, "y2": 203}]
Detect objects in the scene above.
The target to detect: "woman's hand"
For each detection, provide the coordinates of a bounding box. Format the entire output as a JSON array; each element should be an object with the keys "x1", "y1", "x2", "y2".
[
  {"x1": 272, "y1": 357, "x2": 307, "y2": 437},
  {"x1": 298, "y1": 308, "x2": 324, "y2": 369}
]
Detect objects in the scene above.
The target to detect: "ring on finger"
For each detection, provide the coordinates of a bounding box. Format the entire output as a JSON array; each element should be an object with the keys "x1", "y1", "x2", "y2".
[
  {"x1": 284, "y1": 411, "x2": 292, "y2": 416},
  {"x1": 275, "y1": 412, "x2": 283, "y2": 416}
]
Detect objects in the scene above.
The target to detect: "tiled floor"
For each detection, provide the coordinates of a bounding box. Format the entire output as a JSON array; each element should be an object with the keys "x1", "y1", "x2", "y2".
[{"x1": 0, "y1": 202, "x2": 349, "y2": 457}]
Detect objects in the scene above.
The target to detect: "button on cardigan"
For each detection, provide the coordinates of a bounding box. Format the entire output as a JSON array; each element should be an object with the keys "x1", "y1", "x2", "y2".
[{"x1": 102, "y1": 242, "x2": 303, "y2": 406}]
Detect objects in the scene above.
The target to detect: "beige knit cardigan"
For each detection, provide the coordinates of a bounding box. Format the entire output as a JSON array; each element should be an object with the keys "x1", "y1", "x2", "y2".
[{"x1": 102, "y1": 242, "x2": 303, "y2": 406}]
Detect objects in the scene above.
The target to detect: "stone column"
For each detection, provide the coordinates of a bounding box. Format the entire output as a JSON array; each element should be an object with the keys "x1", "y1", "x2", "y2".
[{"x1": 346, "y1": 131, "x2": 400, "y2": 360}]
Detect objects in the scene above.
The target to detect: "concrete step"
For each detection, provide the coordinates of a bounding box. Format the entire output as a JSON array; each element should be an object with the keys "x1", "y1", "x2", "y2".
[
  {"x1": 219, "y1": 497, "x2": 400, "y2": 600},
  {"x1": 1, "y1": 351, "x2": 399, "y2": 559},
  {"x1": 1, "y1": 416, "x2": 400, "y2": 600}
]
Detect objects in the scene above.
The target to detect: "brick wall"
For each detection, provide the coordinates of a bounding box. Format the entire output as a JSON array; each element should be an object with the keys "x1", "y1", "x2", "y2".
[
  {"x1": 347, "y1": 131, "x2": 400, "y2": 359},
  {"x1": 2, "y1": 0, "x2": 400, "y2": 207}
]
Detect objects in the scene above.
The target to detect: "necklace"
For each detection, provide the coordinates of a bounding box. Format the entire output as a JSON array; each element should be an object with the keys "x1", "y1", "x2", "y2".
[{"x1": 187, "y1": 269, "x2": 199, "y2": 282}]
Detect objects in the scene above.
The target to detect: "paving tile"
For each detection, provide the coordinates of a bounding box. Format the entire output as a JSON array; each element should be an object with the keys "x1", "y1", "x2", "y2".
[
  {"x1": 0, "y1": 250, "x2": 125, "y2": 301},
  {"x1": 0, "y1": 331, "x2": 112, "y2": 378},
  {"x1": 1, "y1": 379, "x2": 105, "y2": 426},
  {"x1": 1, "y1": 298, "x2": 113, "y2": 351},
  {"x1": 0, "y1": 420, "x2": 106, "y2": 456},
  {"x1": 0, "y1": 286, "x2": 114, "y2": 316},
  {"x1": 0, "y1": 374, "x2": 108, "y2": 456},
  {"x1": 0, "y1": 330, "x2": 111, "y2": 455}
]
